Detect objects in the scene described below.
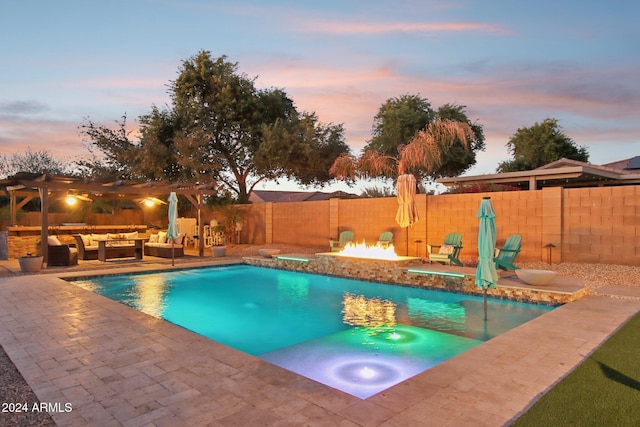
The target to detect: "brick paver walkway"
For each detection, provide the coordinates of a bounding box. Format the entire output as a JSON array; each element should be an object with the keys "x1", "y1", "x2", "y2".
[{"x1": 1, "y1": 261, "x2": 639, "y2": 426}]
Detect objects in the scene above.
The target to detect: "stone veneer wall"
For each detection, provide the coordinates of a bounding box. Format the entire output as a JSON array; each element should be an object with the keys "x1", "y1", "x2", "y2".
[
  {"x1": 244, "y1": 255, "x2": 585, "y2": 305},
  {"x1": 7, "y1": 235, "x2": 43, "y2": 259}
]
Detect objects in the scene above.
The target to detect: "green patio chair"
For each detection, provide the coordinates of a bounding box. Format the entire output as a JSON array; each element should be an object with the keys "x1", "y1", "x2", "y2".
[
  {"x1": 377, "y1": 231, "x2": 393, "y2": 247},
  {"x1": 427, "y1": 232, "x2": 463, "y2": 266},
  {"x1": 329, "y1": 231, "x2": 354, "y2": 252},
  {"x1": 494, "y1": 234, "x2": 522, "y2": 270}
]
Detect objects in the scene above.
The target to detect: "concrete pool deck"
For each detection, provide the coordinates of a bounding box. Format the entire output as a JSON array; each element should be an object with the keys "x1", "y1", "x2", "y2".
[{"x1": 1, "y1": 257, "x2": 639, "y2": 426}]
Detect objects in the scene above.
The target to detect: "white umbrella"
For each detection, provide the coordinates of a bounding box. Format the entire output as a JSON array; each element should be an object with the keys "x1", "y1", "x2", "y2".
[
  {"x1": 475, "y1": 197, "x2": 498, "y2": 320},
  {"x1": 167, "y1": 192, "x2": 179, "y2": 266}
]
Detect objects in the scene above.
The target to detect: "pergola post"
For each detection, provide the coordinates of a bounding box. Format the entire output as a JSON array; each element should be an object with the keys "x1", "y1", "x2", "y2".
[
  {"x1": 197, "y1": 194, "x2": 204, "y2": 257},
  {"x1": 185, "y1": 193, "x2": 205, "y2": 257},
  {"x1": 38, "y1": 184, "x2": 49, "y2": 263}
]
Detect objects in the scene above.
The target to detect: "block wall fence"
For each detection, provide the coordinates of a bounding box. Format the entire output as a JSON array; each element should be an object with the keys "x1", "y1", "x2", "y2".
[
  {"x1": 239, "y1": 185, "x2": 640, "y2": 266},
  {"x1": 5, "y1": 185, "x2": 639, "y2": 265}
]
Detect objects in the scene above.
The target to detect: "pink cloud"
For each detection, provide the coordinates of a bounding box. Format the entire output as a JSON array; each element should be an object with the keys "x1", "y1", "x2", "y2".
[
  {"x1": 298, "y1": 20, "x2": 511, "y2": 35},
  {"x1": 250, "y1": 56, "x2": 640, "y2": 171},
  {"x1": 4, "y1": 53, "x2": 637, "y2": 177},
  {"x1": 0, "y1": 116, "x2": 142, "y2": 165}
]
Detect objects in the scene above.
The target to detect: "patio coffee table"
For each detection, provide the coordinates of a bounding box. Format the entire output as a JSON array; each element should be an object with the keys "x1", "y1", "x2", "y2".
[{"x1": 97, "y1": 238, "x2": 148, "y2": 262}]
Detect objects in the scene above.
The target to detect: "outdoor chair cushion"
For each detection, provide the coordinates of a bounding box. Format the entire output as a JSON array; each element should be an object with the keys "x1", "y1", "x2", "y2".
[{"x1": 48, "y1": 235, "x2": 63, "y2": 246}]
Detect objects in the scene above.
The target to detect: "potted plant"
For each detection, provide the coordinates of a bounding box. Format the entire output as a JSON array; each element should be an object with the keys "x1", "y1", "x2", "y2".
[{"x1": 19, "y1": 252, "x2": 43, "y2": 273}]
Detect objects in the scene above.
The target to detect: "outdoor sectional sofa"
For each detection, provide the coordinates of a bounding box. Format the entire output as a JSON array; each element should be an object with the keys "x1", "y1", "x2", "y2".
[
  {"x1": 144, "y1": 231, "x2": 185, "y2": 258},
  {"x1": 72, "y1": 232, "x2": 139, "y2": 260}
]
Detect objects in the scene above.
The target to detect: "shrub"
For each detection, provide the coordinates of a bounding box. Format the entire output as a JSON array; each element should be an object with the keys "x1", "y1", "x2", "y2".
[{"x1": 444, "y1": 182, "x2": 521, "y2": 194}]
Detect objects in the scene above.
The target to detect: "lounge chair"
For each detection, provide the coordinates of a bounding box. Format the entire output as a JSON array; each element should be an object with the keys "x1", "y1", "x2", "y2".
[
  {"x1": 46, "y1": 235, "x2": 78, "y2": 267},
  {"x1": 329, "y1": 231, "x2": 354, "y2": 252},
  {"x1": 494, "y1": 234, "x2": 522, "y2": 270},
  {"x1": 427, "y1": 232, "x2": 463, "y2": 266},
  {"x1": 377, "y1": 231, "x2": 393, "y2": 247}
]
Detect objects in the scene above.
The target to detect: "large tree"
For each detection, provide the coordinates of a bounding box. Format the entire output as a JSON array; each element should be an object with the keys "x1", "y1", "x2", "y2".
[
  {"x1": 362, "y1": 95, "x2": 485, "y2": 181},
  {"x1": 366, "y1": 94, "x2": 434, "y2": 156},
  {"x1": 256, "y1": 112, "x2": 348, "y2": 185},
  {"x1": 78, "y1": 115, "x2": 144, "y2": 180},
  {"x1": 434, "y1": 103, "x2": 485, "y2": 178},
  {"x1": 80, "y1": 51, "x2": 350, "y2": 202},
  {"x1": 497, "y1": 118, "x2": 589, "y2": 172}
]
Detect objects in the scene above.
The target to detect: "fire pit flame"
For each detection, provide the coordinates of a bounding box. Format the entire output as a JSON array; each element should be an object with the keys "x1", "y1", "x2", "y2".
[{"x1": 339, "y1": 241, "x2": 398, "y2": 260}]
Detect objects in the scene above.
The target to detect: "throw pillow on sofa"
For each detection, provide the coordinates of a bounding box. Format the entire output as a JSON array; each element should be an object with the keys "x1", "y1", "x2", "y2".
[{"x1": 169, "y1": 233, "x2": 186, "y2": 245}]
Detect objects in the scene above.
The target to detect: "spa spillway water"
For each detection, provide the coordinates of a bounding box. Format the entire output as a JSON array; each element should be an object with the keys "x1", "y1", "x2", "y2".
[{"x1": 70, "y1": 265, "x2": 553, "y2": 399}]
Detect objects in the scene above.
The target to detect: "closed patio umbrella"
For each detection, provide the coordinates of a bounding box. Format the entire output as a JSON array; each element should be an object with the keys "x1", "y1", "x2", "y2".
[
  {"x1": 167, "y1": 192, "x2": 179, "y2": 266},
  {"x1": 476, "y1": 196, "x2": 498, "y2": 320},
  {"x1": 395, "y1": 174, "x2": 419, "y2": 228},
  {"x1": 395, "y1": 174, "x2": 419, "y2": 255}
]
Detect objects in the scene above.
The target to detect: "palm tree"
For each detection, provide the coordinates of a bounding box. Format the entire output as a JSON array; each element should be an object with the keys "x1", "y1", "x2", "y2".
[{"x1": 330, "y1": 119, "x2": 474, "y2": 182}]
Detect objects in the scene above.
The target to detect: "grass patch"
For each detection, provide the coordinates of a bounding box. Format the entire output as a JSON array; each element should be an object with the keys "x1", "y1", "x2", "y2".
[{"x1": 511, "y1": 312, "x2": 640, "y2": 426}]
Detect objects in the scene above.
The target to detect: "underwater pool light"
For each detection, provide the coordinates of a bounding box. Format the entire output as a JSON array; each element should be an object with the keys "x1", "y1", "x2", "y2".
[{"x1": 359, "y1": 366, "x2": 376, "y2": 379}]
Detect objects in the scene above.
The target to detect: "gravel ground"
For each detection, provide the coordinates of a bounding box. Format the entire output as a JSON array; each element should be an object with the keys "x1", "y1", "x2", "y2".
[
  {"x1": 0, "y1": 345, "x2": 55, "y2": 426},
  {"x1": 516, "y1": 261, "x2": 640, "y2": 290},
  {"x1": 1, "y1": 244, "x2": 639, "y2": 426}
]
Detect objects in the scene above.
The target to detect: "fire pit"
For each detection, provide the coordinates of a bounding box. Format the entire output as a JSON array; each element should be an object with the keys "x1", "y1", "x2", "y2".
[
  {"x1": 315, "y1": 242, "x2": 422, "y2": 283},
  {"x1": 336, "y1": 241, "x2": 400, "y2": 260}
]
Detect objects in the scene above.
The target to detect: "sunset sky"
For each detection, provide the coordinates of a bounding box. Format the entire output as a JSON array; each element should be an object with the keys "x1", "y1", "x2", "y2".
[{"x1": 2, "y1": 0, "x2": 639, "y2": 192}]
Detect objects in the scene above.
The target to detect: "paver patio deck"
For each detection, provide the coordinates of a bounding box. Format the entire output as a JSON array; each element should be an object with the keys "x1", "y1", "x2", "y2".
[{"x1": 1, "y1": 255, "x2": 639, "y2": 426}]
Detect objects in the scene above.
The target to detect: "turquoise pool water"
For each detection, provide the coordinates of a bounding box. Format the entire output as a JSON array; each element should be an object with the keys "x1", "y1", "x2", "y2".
[{"x1": 71, "y1": 264, "x2": 554, "y2": 398}]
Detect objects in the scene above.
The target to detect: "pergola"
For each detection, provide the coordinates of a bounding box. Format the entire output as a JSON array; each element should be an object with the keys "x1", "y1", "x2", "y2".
[{"x1": 0, "y1": 172, "x2": 218, "y2": 262}]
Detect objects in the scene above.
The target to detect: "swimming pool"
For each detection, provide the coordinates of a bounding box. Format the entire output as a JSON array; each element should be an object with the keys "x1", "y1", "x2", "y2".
[{"x1": 70, "y1": 264, "x2": 554, "y2": 398}]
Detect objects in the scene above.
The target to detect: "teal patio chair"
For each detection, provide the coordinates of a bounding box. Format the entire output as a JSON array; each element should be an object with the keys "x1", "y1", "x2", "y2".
[
  {"x1": 427, "y1": 232, "x2": 463, "y2": 266},
  {"x1": 329, "y1": 231, "x2": 354, "y2": 252},
  {"x1": 494, "y1": 234, "x2": 522, "y2": 270},
  {"x1": 377, "y1": 231, "x2": 393, "y2": 247}
]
